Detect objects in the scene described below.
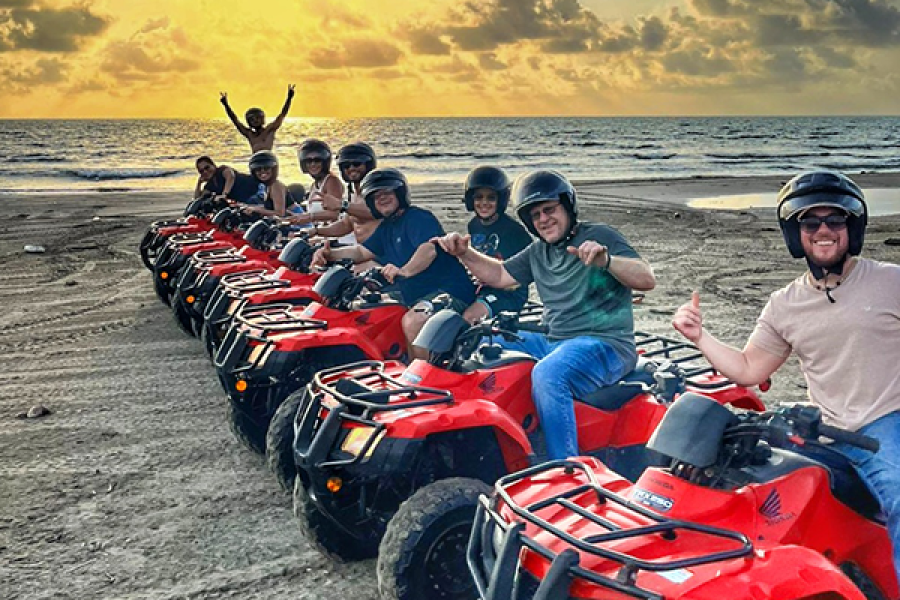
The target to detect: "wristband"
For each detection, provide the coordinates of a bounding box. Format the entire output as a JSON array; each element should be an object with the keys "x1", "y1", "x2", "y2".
[
  {"x1": 340, "y1": 199, "x2": 350, "y2": 213},
  {"x1": 603, "y1": 253, "x2": 612, "y2": 270}
]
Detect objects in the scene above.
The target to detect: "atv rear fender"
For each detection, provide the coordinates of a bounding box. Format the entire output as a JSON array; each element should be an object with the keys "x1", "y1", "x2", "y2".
[{"x1": 390, "y1": 398, "x2": 534, "y2": 474}]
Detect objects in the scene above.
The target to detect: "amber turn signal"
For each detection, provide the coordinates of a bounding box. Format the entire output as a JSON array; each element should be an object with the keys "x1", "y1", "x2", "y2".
[
  {"x1": 235, "y1": 379, "x2": 248, "y2": 392},
  {"x1": 160, "y1": 271, "x2": 169, "y2": 280},
  {"x1": 326, "y1": 477, "x2": 343, "y2": 493},
  {"x1": 186, "y1": 295, "x2": 195, "y2": 304}
]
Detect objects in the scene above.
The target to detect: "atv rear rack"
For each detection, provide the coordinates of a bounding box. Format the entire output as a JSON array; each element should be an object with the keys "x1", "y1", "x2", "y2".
[
  {"x1": 468, "y1": 459, "x2": 753, "y2": 600},
  {"x1": 634, "y1": 331, "x2": 733, "y2": 392},
  {"x1": 295, "y1": 361, "x2": 455, "y2": 468},
  {"x1": 213, "y1": 305, "x2": 327, "y2": 372}
]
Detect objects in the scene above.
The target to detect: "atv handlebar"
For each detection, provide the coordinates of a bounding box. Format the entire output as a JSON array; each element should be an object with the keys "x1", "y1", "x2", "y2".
[{"x1": 817, "y1": 423, "x2": 880, "y2": 452}]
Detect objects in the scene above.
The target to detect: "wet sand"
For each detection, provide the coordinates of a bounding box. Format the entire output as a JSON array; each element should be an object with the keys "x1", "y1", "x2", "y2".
[{"x1": 2, "y1": 174, "x2": 899, "y2": 599}]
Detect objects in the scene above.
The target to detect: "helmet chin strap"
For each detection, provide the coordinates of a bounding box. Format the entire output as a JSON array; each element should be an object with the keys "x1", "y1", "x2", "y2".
[
  {"x1": 806, "y1": 253, "x2": 848, "y2": 303},
  {"x1": 552, "y1": 220, "x2": 579, "y2": 248}
]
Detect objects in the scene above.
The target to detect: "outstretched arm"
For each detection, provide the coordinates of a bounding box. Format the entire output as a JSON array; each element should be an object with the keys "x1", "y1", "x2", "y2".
[
  {"x1": 672, "y1": 291, "x2": 786, "y2": 387},
  {"x1": 566, "y1": 241, "x2": 656, "y2": 291},
  {"x1": 220, "y1": 92, "x2": 250, "y2": 138},
  {"x1": 433, "y1": 232, "x2": 519, "y2": 289},
  {"x1": 266, "y1": 84, "x2": 295, "y2": 132}
]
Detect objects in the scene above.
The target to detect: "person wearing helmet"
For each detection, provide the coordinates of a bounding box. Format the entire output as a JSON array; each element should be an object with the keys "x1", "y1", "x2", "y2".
[
  {"x1": 673, "y1": 170, "x2": 900, "y2": 579},
  {"x1": 460, "y1": 166, "x2": 533, "y2": 323},
  {"x1": 218, "y1": 85, "x2": 295, "y2": 152},
  {"x1": 231, "y1": 150, "x2": 298, "y2": 217},
  {"x1": 311, "y1": 167, "x2": 476, "y2": 354},
  {"x1": 303, "y1": 142, "x2": 380, "y2": 245},
  {"x1": 192, "y1": 156, "x2": 260, "y2": 202},
  {"x1": 434, "y1": 169, "x2": 656, "y2": 460}
]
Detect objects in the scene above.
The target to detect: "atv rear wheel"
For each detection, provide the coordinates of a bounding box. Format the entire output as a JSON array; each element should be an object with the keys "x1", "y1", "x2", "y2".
[
  {"x1": 377, "y1": 477, "x2": 491, "y2": 600},
  {"x1": 293, "y1": 478, "x2": 381, "y2": 561},
  {"x1": 266, "y1": 387, "x2": 310, "y2": 493}
]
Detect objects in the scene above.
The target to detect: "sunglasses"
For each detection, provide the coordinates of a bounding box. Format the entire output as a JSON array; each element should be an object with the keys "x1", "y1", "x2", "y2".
[
  {"x1": 798, "y1": 214, "x2": 848, "y2": 233},
  {"x1": 303, "y1": 158, "x2": 324, "y2": 164},
  {"x1": 341, "y1": 161, "x2": 365, "y2": 169}
]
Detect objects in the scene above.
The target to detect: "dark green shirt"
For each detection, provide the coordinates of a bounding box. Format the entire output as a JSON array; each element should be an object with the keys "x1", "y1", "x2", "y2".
[{"x1": 504, "y1": 222, "x2": 640, "y2": 367}]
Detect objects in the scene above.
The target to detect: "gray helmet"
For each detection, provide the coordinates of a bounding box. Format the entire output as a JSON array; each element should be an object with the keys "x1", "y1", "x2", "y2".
[
  {"x1": 777, "y1": 170, "x2": 867, "y2": 258},
  {"x1": 360, "y1": 168, "x2": 409, "y2": 219},
  {"x1": 511, "y1": 170, "x2": 577, "y2": 239},
  {"x1": 336, "y1": 142, "x2": 377, "y2": 182},
  {"x1": 464, "y1": 166, "x2": 511, "y2": 213},
  {"x1": 297, "y1": 139, "x2": 333, "y2": 174}
]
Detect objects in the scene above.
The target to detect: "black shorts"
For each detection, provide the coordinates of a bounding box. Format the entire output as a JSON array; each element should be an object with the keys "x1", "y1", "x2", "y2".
[{"x1": 411, "y1": 290, "x2": 469, "y2": 315}]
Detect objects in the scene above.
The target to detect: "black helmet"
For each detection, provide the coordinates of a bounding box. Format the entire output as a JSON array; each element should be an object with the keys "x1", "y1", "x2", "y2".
[
  {"x1": 245, "y1": 107, "x2": 264, "y2": 122},
  {"x1": 298, "y1": 139, "x2": 333, "y2": 174},
  {"x1": 464, "y1": 166, "x2": 511, "y2": 213},
  {"x1": 360, "y1": 167, "x2": 410, "y2": 219},
  {"x1": 777, "y1": 170, "x2": 867, "y2": 259},
  {"x1": 336, "y1": 142, "x2": 377, "y2": 182},
  {"x1": 249, "y1": 150, "x2": 279, "y2": 182},
  {"x1": 286, "y1": 183, "x2": 306, "y2": 204},
  {"x1": 511, "y1": 170, "x2": 577, "y2": 239}
]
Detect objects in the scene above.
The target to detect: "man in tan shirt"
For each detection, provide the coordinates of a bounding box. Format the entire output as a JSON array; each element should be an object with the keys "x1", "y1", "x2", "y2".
[{"x1": 673, "y1": 171, "x2": 900, "y2": 582}]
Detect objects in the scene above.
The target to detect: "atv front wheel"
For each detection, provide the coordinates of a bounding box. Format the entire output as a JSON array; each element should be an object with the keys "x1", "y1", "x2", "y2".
[
  {"x1": 293, "y1": 478, "x2": 381, "y2": 561},
  {"x1": 226, "y1": 394, "x2": 269, "y2": 454},
  {"x1": 377, "y1": 477, "x2": 491, "y2": 600},
  {"x1": 266, "y1": 387, "x2": 310, "y2": 493},
  {"x1": 171, "y1": 293, "x2": 197, "y2": 337}
]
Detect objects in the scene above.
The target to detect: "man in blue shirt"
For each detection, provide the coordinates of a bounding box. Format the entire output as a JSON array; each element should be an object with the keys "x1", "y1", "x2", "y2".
[{"x1": 311, "y1": 168, "x2": 476, "y2": 357}]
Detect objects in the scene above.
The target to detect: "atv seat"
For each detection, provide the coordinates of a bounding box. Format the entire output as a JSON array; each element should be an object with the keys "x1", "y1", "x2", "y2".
[{"x1": 577, "y1": 358, "x2": 656, "y2": 411}]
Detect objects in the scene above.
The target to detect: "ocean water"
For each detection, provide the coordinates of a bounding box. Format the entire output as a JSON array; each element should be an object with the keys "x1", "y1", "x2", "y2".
[{"x1": 0, "y1": 116, "x2": 898, "y2": 195}]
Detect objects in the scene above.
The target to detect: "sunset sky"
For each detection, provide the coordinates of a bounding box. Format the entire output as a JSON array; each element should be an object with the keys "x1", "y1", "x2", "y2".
[{"x1": 1, "y1": 0, "x2": 899, "y2": 118}]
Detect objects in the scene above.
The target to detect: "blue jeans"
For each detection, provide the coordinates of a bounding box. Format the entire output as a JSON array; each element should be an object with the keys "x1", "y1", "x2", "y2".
[
  {"x1": 495, "y1": 332, "x2": 629, "y2": 460},
  {"x1": 832, "y1": 411, "x2": 900, "y2": 582}
]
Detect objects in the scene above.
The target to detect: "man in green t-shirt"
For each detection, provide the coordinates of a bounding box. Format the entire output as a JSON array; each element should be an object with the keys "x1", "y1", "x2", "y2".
[{"x1": 434, "y1": 170, "x2": 656, "y2": 459}]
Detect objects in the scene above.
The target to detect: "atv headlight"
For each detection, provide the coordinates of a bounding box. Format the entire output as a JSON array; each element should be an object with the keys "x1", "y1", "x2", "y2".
[
  {"x1": 226, "y1": 298, "x2": 243, "y2": 317},
  {"x1": 247, "y1": 343, "x2": 272, "y2": 366},
  {"x1": 340, "y1": 427, "x2": 385, "y2": 459}
]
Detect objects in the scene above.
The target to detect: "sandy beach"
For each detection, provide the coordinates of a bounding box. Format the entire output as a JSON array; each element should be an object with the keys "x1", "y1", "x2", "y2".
[{"x1": 2, "y1": 174, "x2": 900, "y2": 599}]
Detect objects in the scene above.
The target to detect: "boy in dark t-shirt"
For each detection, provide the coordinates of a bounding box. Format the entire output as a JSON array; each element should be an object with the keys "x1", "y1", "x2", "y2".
[
  {"x1": 311, "y1": 168, "x2": 475, "y2": 358},
  {"x1": 461, "y1": 166, "x2": 532, "y2": 323}
]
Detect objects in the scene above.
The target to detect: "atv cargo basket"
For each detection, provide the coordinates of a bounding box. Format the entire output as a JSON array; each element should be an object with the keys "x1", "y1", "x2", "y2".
[
  {"x1": 295, "y1": 361, "x2": 455, "y2": 469},
  {"x1": 203, "y1": 270, "x2": 285, "y2": 323},
  {"x1": 634, "y1": 331, "x2": 735, "y2": 393},
  {"x1": 468, "y1": 459, "x2": 753, "y2": 600},
  {"x1": 213, "y1": 303, "x2": 327, "y2": 372}
]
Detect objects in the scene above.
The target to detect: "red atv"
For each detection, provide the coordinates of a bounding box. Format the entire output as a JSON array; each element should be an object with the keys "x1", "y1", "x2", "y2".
[
  {"x1": 214, "y1": 265, "x2": 410, "y2": 453},
  {"x1": 199, "y1": 238, "x2": 324, "y2": 358},
  {"x1": 139, "y1": 194, "x2": 228, "y2": 270},
  {"x1": 469, "y1": 393, "x2": 897, "y2": 600},
  {"x1": 151, "y1": 207, "x2": 254, "y2": 306},
  {"x1": 170, "y1": 218, "x2": 296, "y2": 337},
  {"x1": 275, "y1": 309, "x2": 765, "y2": 600}
]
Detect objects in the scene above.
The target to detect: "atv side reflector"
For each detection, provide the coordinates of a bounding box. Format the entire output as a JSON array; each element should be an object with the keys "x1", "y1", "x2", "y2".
[
  {"x1": 235, "y1": 379, "x2": 248, "y2": 392},
  {"x1": 186, "y1": 295, "x2": 196, "y2": 304},
  {"x1": 160, "y1": 271, "x2": 169, "y2": 280},
  {"x1": 326, "y1": 477, "x2": 343, "y2": 493}
]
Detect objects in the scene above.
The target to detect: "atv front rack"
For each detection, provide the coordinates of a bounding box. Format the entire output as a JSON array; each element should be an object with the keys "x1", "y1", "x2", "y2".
[
  {"x1": 295, "y1": 361, "x2": 455, "y2": 469},
  {"x1": 468, "y1": 459, "x2": 753, "y2": 600},
  {"x1": 213, "y1": 304, "x2": 327, "y2": 372},
  {"x1": 203, "y1": 270, "x2": 286, "y2": 324},
  {"x1": 634, "y1": 331, "x2": 734, "y2": 393}
]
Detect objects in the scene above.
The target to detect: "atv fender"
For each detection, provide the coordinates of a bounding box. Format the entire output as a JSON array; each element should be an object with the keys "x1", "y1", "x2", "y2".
[
  {"x1": 668, "y1": 545, "x2": 872, "y2": 600},
  {"x1": 275, "y1": 326, "x2": 401, "y2": 361},
  {"x1": 389, "y1": 399, "x2": 534, "y2": 474}
]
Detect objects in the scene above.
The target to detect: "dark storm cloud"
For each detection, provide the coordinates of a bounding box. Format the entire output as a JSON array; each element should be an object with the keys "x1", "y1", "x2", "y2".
[
  {"x1": 404, "y1": 28, "x2": 452, "y2": 55},
  {"x1": 0, "y1": 1, "x2": 110, "y2": 53},
  {"x1": 310, "y1": 39, "x2": 403, "y2": 69},
  {"x1": 689, "y1": 0, "x2": 900, "y2": 47}
]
